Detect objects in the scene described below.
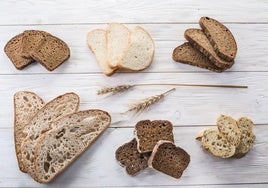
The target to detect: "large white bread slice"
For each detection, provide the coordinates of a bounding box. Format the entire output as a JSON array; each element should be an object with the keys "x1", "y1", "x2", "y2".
[
  {"x1": 118, "y1": 26, "x2": 155, "y2": 71},
  {"x1": 14, "y1": 91, "x2": 45, "y2": 173},
  {"x1": 20, "y1": 92, "x2": 79, "y2": 179},
  {"x1": 34, "y1": 110, "x2": 111, "y2": 183},
  {"x1": 87, "y1": 29, "x2": 116, "y2": 76},
  {"x1": 107, "y1": 23, "x2": 131, "y2": 68}
]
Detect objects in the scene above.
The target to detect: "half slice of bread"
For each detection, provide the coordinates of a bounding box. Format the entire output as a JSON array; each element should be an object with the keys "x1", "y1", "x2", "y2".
[
  {"x1": 107, "y1": 23, "x2": 131, "y2": 68},
  {"x1": 185, "y1": 29, "x2": 234, "y2": 69},
  {"x1": 4, "y1": 33, "x2": 34, "y2": 70},
  {"x1": 14, "y1": 91, "x2": 45, "y2": 172},
  {"x1": 21, "y1": 93, "x2": 79, "y2": 177},
  {"x1": 148, "y1": 141, "x2": 190, "y2": 179},
  {"x1": 172, "y1": 42, "x2": 225, "y2": 72},
  {"x1": 199, "y1": 17, "x2": 237, "y2": 62},
  {"x1": 34, "y1": 110, "x2": 111, "y2": 183},
  {"x1": 115, "y1": 139, "x2": 150, "y2": 176},
  {"x1": 118, "y1": 26, "x2": 154, "y2": 71},
  {"x1": 216, "y1": 115, "x2": 241, "y2": 147},
  {"x1": 87, "y1": 29, "x2": 116, "y2": 76},
  {"x1": 134, "y1": 120, "x2": 174, "y2": 153}
]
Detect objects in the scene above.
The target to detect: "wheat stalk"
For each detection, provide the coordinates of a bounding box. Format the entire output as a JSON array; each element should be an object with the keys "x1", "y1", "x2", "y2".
[{"x1": 97, "y1": 85, "x2": 133, "y2": 95}]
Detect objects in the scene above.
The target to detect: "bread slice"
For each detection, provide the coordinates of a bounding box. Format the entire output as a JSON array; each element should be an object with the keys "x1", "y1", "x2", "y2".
[
  {"x1": 31, "y1": 35, "x2": 70, "y2": 71},
  {"x1": 21, "y1": 30, "x2": 49, "y2": 59},
  {"x1": 234, "y1": 117, "x2": 255, "y2": 158},
  {"x1": 148, "y1": 141, "x2": 190, "y2": 179},
  {"x1": 216, "y1": 115, "x2": 241, "y2": 147},
  {"x1": 107, "y1": 23, "x2": 131, "y2": 68},
  {"x1": 199, "y1": 17, "x2": 237, "y2": 62},
  {"x1": 87, "y1": 29, "x2": 116, "y2": 76},
  {"x1": 185, "y1": 29, "x2": 234, "y2": 69},
  {"x1": 4, "y1": 33, "x2": 34, "y2": 70},
  {"x1": 20, "y1": 92, "x2": 79, "y2": 178},
  {"x1": 118, "y1": 26, "x2": 154, "y2": 71},
  {"x1": 14, "y1": 91, "x2": 45, "y2": 172},
  {"x1": 172, "y1": 42, "x2": 225, "y2": 72},
  {"x1": 201, "y1": 129, "x2": 235, "y2": 158},
  {"x1": 134, "y1": 120, "x2": 174, "y2": 153},
  {"x1": 115, "y1": 139, "x2": 150, "y2": 176},
  {"x1": 34, "y1": 110, "x2": 111, "y2": 183}
]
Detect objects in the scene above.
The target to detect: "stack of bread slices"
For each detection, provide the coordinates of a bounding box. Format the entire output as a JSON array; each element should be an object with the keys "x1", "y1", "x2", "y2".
[
  {"x1": 87, "y1": 23, "x2": 155, "y2": 76},
  {"x1": 14, "y1": 91, "x2": 111, "y2": 183}
]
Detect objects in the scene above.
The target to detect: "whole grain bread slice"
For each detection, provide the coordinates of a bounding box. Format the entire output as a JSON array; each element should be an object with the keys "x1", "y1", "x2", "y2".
[
  {"x1": 115, "y1": 139, "x2": 151, "y2": 176},
  {"x1": 20, "y1": 92, "x2": 79, "y2": 178},
  {"x1": 185, "y1": 29, "x2": 234, "y2": 69},
  {"x1": 172, "y1": 42, "x2": 225, "y2": 72},
  {"x1": 4, "y1": 33, "x2": 34, "y2": 70},
  {"x1": 34, "y1": 110, "x2": 111, "y2": 183},
  {"x1": 199, "y1": 17, "x2": 237, "y2": 62},
  {"x1": 14, "y1": 91, "x2": 45, "y2": 172},
  {"x1": 148, "y1": 141, "x2": 190, "y2": 179},
  {"x1": 134, "y1": 120, "x2": 174, "y2": 153}
]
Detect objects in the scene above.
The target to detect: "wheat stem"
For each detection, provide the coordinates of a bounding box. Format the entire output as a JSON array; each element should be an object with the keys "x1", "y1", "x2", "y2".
[{"x1": 133, "y1": 83, "x2": 248, "y2": 88}]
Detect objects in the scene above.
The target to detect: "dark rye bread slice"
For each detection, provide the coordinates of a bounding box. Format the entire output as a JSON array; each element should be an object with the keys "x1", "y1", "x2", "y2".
[
  {"x1": 200, "y1": 17, "x2": 237, "y2": 62},
  {"x1": 115, "y1": 139, "x2": 151, "y2": 176},
  {"x1": 148, "y1": 141, "x2": 190, "y2": 179},
  {"x1": 185, "y1": 29, "x2": 234, "y2": 69},
  {"x1": 4, "y1": 33, "x2": 34, "y2": 70},
  {"x1": 172, "y1": 42, "x2": 225, "y2": 72},
  {"x1": 134, "y1": 120, "x2": 174, "y2": 153},
  {"x1": 31, "y1": 35, "x2": 70, "y2": 71}
]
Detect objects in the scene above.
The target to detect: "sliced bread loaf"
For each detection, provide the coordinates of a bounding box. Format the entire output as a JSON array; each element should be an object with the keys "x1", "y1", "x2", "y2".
[
  {"x1": 87, "y1": 29, "x2": 116, "y2": 76},
  {"x1": 185, "y1": 29, "x2": 234, "y2": 69},
  {"x1": 14, "y1": 91, "x2": 45, "y2": 172},
  {"x1": 172, "y1": 42, "x2": 225, "y2": 72},
  {"x1": 115, "y1": 139, "x2": 150, "y2": 176},
  {"x1": 148, "y1": 141, "x2": 190, "y2": 179},
  {"x1": 134, "y1": 120, "x2": 174, "y2": 153},
  {"x1": 199, "y1": 17, "x2": 237, "y2": 62},
  {"x1": 118, "y1": 26, "x2": 154, "y2": 71},
  {"x1": 34, "y1": 110, "x2": 111, "y2": 183},
  {"x1": 107, "y1": 23, "x2": 131, "y2": 68}
]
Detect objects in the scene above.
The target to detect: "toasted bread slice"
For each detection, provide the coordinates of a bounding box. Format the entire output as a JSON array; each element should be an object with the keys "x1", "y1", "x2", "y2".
[
  {"x1": 34, "y1": 110, "x2": 111, "y2": 183},
  {"x1": 173, "y1": 42, "x2": 225, "y2": 72},
  {"x1": 199, "y1": 17, "x2": 237, "y2": 62},
  {"x1": 14, "y1": 91, "x2": 45, "y2": 172}
]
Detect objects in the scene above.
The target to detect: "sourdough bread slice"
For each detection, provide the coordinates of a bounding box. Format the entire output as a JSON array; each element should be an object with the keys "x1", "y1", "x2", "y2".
[
  {"x1": 148, "y1": 141, "x2": 190, "y2": 179},
  {"x1": 87, "y1": 29, "x2": 116, "y2": 76},
  {"x1": 199, "y1": 17, "x2": 237, "y2": 62},
  {"x1": 172, "y1": 42, "x2": 225, "y2": 72},
  {"x1": 216, "y1": 115, "x2": 241, "y2": 147},
  {"x1": 14, "y1": 91, "x2": 45, "y2": 172},
  {"x1": 34, "y1": 110, "x2": 111, "y2": 183},
  {"x1": 118, "y1": 26, "x2": 154, "y2": 71},
  {"x1": 115, "y1": 139, "x2": 150, "y2": 176},
  {"x1": 185, "y1": 29, "x2": 234, "y2": 69},
  {"x1": 21, "y1": 92, "x2": 79, "y2": 177},
  {"x1": 107, "y1": 23, "x2": 131, "y2": 68},
  {"x1": 4, "y1": 33, "x2": 34, "y2": 70},
  {"x1": 134, "y1": 120, "x2": 174, "y2": 153}
]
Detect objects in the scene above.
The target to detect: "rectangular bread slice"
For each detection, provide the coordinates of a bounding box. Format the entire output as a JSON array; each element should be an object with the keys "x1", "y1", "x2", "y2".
[
  {"x1": 14, "y1": 91, "x2": 45, "y2": 172},
  {"x1": 34, "y1": 110, "x2": 111, "y2": 183}
]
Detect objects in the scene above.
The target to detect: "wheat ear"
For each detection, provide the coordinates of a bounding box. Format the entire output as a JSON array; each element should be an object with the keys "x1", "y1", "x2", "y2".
[{"x1": 97, "y1": 85, "x2": 133, "y2": 95}]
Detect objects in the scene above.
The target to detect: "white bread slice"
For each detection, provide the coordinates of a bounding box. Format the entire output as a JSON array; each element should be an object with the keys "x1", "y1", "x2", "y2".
[
  {"x1": 107, "y1": 23, "x2": 131, "y2": 68},
  {"x1": 87, "y1": 29, "x2": 116, "y2": 76},
  {"x1": 118, "y1": 26, "x2": 155, "y2": 71},
  {"x1": 20, "y1": 93, "x2": 79, "y2": 179},
  {"x1": 34, "y1": 110, "x2": 111, "y2": 183},
  {"x1": 14, "y1": 91, "x2": 45, "y2": 172}
]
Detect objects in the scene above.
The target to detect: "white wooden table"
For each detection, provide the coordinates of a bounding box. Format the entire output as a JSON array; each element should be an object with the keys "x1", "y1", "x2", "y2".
[{"x1": 1, "y1": 1, "x2": 268, "y2": 187}]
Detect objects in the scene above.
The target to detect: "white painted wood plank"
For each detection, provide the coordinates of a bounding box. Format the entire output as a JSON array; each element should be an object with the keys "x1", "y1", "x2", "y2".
[
  {"x1": 0, "y1": 0, "x2": 267, "y2": 24},
  {"x1": 0, "y1": 125, "x2": 267, "y2": 187},
  {"x1": 1, "y1": 24, "x2": 268, "y2": 74},
  {"x1": 0, "y1": 72, "x2": 267, "y2": 128}
]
